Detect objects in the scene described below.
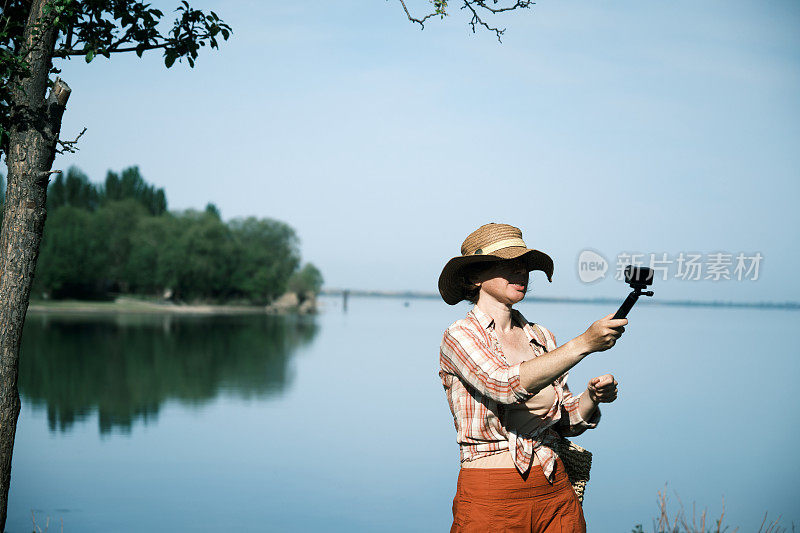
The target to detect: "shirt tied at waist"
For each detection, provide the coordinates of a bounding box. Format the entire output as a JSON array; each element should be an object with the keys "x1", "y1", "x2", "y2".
[{"x1": 507, "y1": 423, "x2": 562, "y2": 482}]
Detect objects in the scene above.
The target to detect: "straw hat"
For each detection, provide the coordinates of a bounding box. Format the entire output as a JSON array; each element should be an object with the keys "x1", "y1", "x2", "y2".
[{"x1": 438, "y1": 223, "x2": 554, "y2": 305}]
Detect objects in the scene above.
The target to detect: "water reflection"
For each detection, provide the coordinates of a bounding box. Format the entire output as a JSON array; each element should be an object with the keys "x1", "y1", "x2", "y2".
[{"x1": 19, "y1": 313, "x2": 318, "y2": 435}]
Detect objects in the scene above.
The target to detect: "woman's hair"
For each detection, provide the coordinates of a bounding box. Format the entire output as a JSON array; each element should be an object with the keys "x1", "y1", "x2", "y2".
[{"x1": 460, "y1": 263, "x2": 493, "y2": 304}]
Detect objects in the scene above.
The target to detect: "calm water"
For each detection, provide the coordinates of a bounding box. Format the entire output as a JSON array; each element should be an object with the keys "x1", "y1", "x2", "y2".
[{"x1": 8, "y1": 296, "x2": 800, "y2": 532}]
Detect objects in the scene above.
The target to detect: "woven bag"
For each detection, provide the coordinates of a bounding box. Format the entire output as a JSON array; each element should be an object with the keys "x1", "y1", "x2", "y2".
[{"x1": 555, "y1": 436, "x2": 592, "y2": 505}]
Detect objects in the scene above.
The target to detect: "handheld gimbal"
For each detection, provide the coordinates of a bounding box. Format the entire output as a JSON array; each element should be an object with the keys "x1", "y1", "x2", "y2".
[{"x1": 613, "y1": 266, "x2": 655, "y2": 319}]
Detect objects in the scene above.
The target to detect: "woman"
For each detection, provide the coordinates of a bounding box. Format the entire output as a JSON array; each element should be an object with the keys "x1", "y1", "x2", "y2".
[{"x1": 438, "y1": 223, "x2": 627, "y2": 533}]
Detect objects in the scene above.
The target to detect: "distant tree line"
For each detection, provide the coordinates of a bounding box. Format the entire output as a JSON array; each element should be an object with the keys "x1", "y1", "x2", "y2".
[{"x1": 0, "y1": 167, "x2": 322, "y2": 303}]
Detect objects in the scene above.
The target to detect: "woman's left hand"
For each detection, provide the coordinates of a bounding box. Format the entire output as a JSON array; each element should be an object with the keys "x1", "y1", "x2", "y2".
[{"x1": 588, "y1": 374, "x2": 618, "y2": 403}]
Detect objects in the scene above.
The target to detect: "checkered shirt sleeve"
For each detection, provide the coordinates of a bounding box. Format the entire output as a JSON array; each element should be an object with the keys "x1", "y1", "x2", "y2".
[{"x1": 440, "y1": 324, "x2": 534, "y2": 405}]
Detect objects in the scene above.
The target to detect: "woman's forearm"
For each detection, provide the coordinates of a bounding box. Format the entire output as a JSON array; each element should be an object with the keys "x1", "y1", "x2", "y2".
[
  {"x1": 577, "y1": 389, "x2": 599, "y2": 421},
  {"x1": 519, "y1": 314, "x2": 626, "y2": 395},
  {"x1": 519, "y1": 337, "x2": 591, "y2": 393}
]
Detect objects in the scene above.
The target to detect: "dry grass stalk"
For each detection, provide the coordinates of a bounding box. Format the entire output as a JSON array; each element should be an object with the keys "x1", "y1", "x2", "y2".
[
  {"x1": 30, "y1": 511, "x2": 64, "y2": 533},
  {"x1": 632, "y1": 486, "x2": 796, "y2": 533}
]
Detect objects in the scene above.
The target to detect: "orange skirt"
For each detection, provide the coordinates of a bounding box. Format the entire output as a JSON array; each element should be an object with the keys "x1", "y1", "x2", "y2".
[{"x1": 451, "y1": 456, "x2": 586, "y2": 533}]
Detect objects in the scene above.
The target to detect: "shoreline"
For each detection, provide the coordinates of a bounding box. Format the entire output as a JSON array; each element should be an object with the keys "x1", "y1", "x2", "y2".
[
  {"x1": 320, "y1": 289, "x2": 800, "y2": 311},
  {"x1": 27, "y1": 291, "x2": 800, "y2": 315},
  {"x1": 27, "y1": 296, "x2": 309, "y2": 316}
]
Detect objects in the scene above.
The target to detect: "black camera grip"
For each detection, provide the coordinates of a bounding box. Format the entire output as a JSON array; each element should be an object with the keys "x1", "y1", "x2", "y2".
[{"x1": 613, "y1": 291, "x2": 639, "y2": 320}]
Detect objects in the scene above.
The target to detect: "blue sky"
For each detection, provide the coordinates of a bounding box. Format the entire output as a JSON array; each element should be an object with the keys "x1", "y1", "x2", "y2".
[{"x1": 37, "y1": 0, "x2": 800, "y2": 301}]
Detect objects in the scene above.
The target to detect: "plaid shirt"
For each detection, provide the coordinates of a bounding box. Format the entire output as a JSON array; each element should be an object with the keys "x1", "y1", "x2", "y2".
[{"x1": 439, "y1": 306, "x2": 600, "y2": 482}]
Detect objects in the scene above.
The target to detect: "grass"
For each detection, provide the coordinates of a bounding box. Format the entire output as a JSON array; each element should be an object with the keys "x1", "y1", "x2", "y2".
[
  {"x1": 631, "y1": 487, "x2": 796, "y2": 533},
  {"x1": 30, "y1": 510, "x2": 62, "y2": 533}
]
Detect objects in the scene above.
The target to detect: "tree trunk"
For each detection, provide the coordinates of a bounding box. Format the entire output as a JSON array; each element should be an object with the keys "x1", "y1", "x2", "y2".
[{"x1": 0, "y1": 1, "x2": 67, "y2": 529}]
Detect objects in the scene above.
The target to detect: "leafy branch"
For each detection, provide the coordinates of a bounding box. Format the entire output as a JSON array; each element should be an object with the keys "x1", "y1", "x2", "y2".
[
  {"x1": 48, "y1": 1, "x2": 231, "y2": 68},
  {"x1": 0, "y1": 0, "x2": 232, "y2": 157}
]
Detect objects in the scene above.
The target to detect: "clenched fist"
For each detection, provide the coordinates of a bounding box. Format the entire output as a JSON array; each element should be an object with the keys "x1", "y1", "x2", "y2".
[{"x1": 588, "y1": 374, "x2": 618, "y2": 403}]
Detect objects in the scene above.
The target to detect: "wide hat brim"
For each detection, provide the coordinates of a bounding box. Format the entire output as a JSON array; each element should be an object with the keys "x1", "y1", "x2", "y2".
[{"x1": 438, "y1": 247, "x2": 554, "y2": 305}]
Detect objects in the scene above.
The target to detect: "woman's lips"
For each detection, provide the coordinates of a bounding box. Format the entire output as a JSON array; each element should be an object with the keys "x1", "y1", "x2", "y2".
[{"x1": 511, "y1": 284, "x2": 526, "y2": 291}]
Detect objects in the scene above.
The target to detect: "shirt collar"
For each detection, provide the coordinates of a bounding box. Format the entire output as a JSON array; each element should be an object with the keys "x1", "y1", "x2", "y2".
[
  {"x1": 470, "y1": 305, "x2": 494, "y2": 330},
  {"x1": 469, "y1": 305, "x2": 530, "y2": 332}
]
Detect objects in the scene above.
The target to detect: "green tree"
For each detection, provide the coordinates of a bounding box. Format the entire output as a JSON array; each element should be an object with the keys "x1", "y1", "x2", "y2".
[
  {"x1": 0, "y1": 1, "x2": 230, "y2": 526},
  {"x1": 159, "y1": 209, "x2": 236, "y2": 301},
  {"x1": 126, "y1": 213, "x2": 179, "y2": 295},
  {"x1": 33, "y1": 206, "x2": 107, "y2": 298},
  {"x1": 288, "y1": 263, "x2": 324, "y2": 298},
  {"x1": 31, "y1": 173, "x2": 309, "y2": 304},
  {"x1": 204, "y1": 202, "x2": 221, "y2": 219},
  {"x1": 228, "y1": 217, "x2": 301, "y2": 304},
  {"x1": 34, "y1": 168, "x2": 171, "y2": 298},
  {"x1": 104, "y1": 166, "x2": 167, "y2": 215},
  {"x1": 94, "y1": 199, "x2": 148, "y2": 292},
  {"x1": 46, "y1": 166, "x2": 101, "y2": 211}
]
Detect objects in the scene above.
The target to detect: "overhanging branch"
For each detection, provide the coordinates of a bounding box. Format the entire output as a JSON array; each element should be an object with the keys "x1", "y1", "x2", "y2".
[
  {"x1": 53, "y1": 41, "x2": 170, "y2": 58},
  {"x1": 397, "y1": 0, "x2": 534, "y2": 41},
  {"x1": 462, "y1": 1, "x2": 504, "y2": 41},
  {"x1": 398, "y1": 0, "x2": 439, "y2": 30}
]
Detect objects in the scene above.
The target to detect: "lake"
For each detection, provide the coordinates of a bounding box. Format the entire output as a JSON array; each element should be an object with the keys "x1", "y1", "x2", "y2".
[{"x1": 7, "y1": 296, "x2": 800, "y2": 532}]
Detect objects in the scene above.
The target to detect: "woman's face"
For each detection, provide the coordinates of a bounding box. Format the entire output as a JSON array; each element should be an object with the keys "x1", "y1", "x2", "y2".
[{"x1": 475, "y1": 258, "x2": 530, "y2": 306}]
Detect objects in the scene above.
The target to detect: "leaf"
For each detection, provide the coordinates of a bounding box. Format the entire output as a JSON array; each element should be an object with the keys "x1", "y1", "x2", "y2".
[
  {"x1": 85, "y1": 50, "x2": 95, "y2": 63},
  {"x1": 164, "y1": 54, "x2": 175, "y2": 68}
]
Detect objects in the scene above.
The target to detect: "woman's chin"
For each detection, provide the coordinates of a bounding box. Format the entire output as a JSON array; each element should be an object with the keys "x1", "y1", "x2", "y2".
[{"x1": 508, "y1": 290, "x2": 526, "y2": 303}]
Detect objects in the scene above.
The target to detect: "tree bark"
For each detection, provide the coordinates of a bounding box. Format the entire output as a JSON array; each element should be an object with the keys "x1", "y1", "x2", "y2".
[{"x1": 0, "y1": 1, "x2": 67, "y2": 528}]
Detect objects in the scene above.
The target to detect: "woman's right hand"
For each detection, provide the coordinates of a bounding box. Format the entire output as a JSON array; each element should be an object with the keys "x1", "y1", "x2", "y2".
[{"x1": 578, "y1": 313, "x2": 628, "y2": 353}]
